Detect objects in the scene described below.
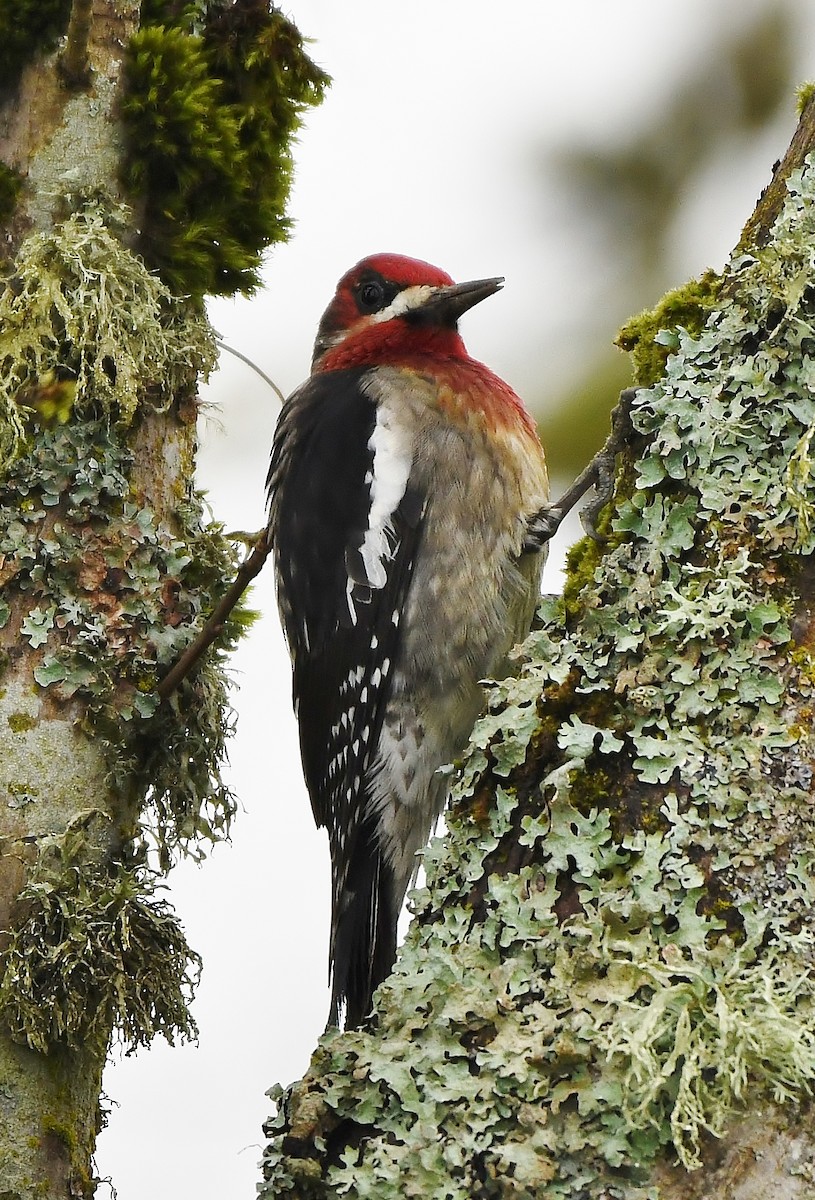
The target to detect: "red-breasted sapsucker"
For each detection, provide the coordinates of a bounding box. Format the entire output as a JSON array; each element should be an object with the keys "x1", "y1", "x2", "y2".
[{"x1": 267, "y1": 254, "x2": 548, "y2": 1028}]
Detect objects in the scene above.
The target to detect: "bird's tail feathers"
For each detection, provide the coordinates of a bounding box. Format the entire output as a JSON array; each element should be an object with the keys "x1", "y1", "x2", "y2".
[{"x1": 328, "y1": 835, "x2": 397, "y2": 1030}]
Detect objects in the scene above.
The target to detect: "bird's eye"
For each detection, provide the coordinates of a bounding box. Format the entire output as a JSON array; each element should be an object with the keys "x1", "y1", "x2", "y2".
[{"x1": 357, "y1": 279, "x2": 386, "y2": 312}]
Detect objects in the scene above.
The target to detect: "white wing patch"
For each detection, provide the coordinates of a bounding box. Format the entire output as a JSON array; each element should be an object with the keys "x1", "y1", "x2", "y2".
[{"x1": 358, "y1": 404, "x2": 413, "y2": 590}]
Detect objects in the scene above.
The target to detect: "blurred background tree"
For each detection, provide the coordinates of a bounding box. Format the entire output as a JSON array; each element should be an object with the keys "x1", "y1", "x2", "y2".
[{"x1": 540, "y1": 4, "x2": 794, "y2": 473}]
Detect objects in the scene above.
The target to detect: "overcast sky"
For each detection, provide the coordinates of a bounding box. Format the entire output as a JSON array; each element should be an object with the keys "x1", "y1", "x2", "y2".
[{"x1": 96, "y1": 3, "x2": 810, "y2": 1196}]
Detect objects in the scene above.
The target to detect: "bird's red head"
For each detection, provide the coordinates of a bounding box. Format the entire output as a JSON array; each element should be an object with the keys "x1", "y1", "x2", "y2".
[{"x1": 312, "y1": 253, "x2": 503, "y2": 372}]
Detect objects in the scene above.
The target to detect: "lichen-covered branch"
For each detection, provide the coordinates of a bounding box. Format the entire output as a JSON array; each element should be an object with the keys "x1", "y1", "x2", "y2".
[
  {"x1": 738, "y1": 84, "x2": 815, "y2": 252},
  {"x1": 259, "y1": 105, "x2": 815, "y2": 1200},
  {"x1": 0, "y1": 2, "x2": 326, "y2": 1195}
]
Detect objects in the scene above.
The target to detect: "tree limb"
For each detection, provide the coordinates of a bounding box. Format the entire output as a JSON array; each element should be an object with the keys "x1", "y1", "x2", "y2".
[
  {"x1": 156, "y1": 529, "x2": 270, "y2": 701},
  {"x1": 737, "y1": 88, "x2": 815, "y2": 252},
  {"x1": 525, "y1": 386, "x2": 636, "y2": 549},
  {"x1": 59, "y1": 0, "x2": 94, "y2": 88}
]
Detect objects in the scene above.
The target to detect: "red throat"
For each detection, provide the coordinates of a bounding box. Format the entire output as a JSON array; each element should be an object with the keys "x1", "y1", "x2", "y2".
[
  {"x1": 320, "y1": 334, "x2": 538, "y2": 440},
  {"x1": 316, "y1": 321, "x2": 469, "y2": 373}
]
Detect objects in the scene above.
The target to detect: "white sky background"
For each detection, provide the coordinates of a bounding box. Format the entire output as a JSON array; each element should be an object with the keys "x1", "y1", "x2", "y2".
[{"x1": 96, "y1": 2, "x2": 811, "y2": 1196}]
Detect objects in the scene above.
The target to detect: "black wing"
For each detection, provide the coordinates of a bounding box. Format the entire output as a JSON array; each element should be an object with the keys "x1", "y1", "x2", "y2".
[{"x1": 267, "y1": 368, "x2": 424, "y2": 845}]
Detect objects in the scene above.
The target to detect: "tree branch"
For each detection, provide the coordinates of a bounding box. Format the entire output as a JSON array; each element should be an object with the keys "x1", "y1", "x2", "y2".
[
  {"x1": 59, "y1": 0, "x2": 94, "y2": 89},
  {"x1": 156, "y1": 529, "x2": 270, "y2": 701},
  {"x1": 525, "y1": 386, "x2": 636, "y2": 549},
  {"x1": 737, "y1": 88, "x2": 815, "y2": 252}
]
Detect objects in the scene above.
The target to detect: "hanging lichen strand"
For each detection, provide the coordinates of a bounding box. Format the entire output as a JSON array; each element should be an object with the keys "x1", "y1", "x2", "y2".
[
  {"x1": 259, "y1": 163, "x2": 815, "y2": 1198},
  {"x1": 120, "y1": 0, "x2": 329, "y2": 296}
]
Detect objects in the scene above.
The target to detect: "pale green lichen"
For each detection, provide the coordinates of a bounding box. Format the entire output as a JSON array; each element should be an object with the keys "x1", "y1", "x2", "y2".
[
  {"x1": 260, "y1": 161, "x2": 815, "y2": 1196},
  {"x1": 0, "y1": 424, "x2": 240, "y2": 1050},
  {"x1": 0, "y1": 416, "x2": 241, "y2": 864},
  {"x1": 0, "y1": 199, "x2": 242, "y2": 1057},
  {"x1": 0, "y1": 825, "x2": 200, "y2": 1055},
  {"x1": 601, "y1": 933, "x2": 815, "y2": 1169},
  {"x1": 0, "y1": 200, "x2": 217, "y2": 467}
]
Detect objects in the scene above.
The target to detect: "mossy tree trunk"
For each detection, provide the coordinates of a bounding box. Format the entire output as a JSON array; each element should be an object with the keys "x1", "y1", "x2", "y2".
[
  {"x1": 0, "y1": 10, "x2": 144, "y2": 1194},
  {"x1": 260, "y1": 99, "x2": 815, "y2": 1199},
  {"x1": 0, "y1": 2, "x2": 326, "y2": 1196}
]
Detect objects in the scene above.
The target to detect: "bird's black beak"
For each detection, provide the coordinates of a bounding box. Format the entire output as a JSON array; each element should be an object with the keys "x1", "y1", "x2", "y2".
[{"x1": 409, "y1": 276, "x2": 504, "y2": 327}]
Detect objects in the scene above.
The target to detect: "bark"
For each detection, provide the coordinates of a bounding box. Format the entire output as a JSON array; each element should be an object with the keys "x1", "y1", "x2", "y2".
[
  {"x1": 0, "y1": 9, "x2": 143, "y2": 1194},
  {"x1": 259, "y1": 96, "x2": 815, "y2": 1198},
  {"x1": 0, "y1": 2, "x2": 326, "y2": 1195}
]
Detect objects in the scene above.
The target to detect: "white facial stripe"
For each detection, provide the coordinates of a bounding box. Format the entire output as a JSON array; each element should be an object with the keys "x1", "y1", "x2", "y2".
[
  {"x1": 321, "y1": 284, "x2": 438, "y2": 352},
  {"x1": 370, "y1": 284, "x2": 436, "y2": 324},
  {"x1": 358, "y1": 403, "x2": 413, "y2": 589}
]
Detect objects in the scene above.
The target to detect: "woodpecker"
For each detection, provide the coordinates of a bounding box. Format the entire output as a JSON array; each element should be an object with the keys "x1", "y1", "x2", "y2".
[{"x1": 267, "y1": 254, "x2": 549, "y2": 1029}]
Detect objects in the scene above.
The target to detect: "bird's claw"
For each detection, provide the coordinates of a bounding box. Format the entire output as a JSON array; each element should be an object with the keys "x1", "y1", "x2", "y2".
[{"x1": 525, "y1": 386, "x2": 638, "y2": 549}]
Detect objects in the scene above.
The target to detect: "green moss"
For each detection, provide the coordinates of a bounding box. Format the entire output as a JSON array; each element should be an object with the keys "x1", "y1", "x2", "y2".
[
  {"x1": 0, "y1": 175, "x2": 246, "y2": 1065},
  {"x1": 564, "y1": 755, "x2": 670, "y2": 839},
  {"x1": 7, "y1": 711, "x2": 36, "y2": 733},
  {"x1": 616, "y1": 269, "x2": 721, "y2": 386},
  {"x1": 22, "y1": 374, "x2": 76, "y2": 429},
  {"x1": 8, "y1": 781, "x2": 38, "y2": 798},
  {"x1": 120, "y1": 5, "x2": 329, "y2": 296},
  {"x1": 38, "y1": 1072, "x2": 99, "y2": 1196},
  {"x1": 0, "y1": 417, "x2": 239, "y2": 862},
  {"x1": 41, "y1": 1114, "x2": 77, "y2": 1156},
  {"x1": 561, "y1": 530, "x2": 616, "y2": 622},
  {"x1": 13, "y1": 1184, "x2": 51, "y2": 1199},
  {"x1": 797, "y1": 81, "x2": 815, "y2": 115},
  {"x1": 0, "y1": 0, "x2": 71, "y2": 87},
  {"x1": 0, "y1": 161, "x2": 22, "y2": 226},
  {"x1": 562, "y1": 533, "x2": 602, "y2": 619}
]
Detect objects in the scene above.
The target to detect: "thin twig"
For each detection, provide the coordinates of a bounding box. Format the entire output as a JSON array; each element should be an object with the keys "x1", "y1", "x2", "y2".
[
  {"x1": 156, "y1": 335, "x2": 283, "y2": 703},
  {"x1": 156, "y1": 529, "x2": 271, "y2": 701},
  {"x1": 59, "y1": 0, "x2": 94, "y2": 88},
  {"x1": 216, "y1": 338, "x2": 286, "y2": 405},
  {"x1": 524, "y1": 387, "x2": 636, "y2": 550},
  {"x1": 155, "y1": 390, "x2": 635, "y2": 701}
]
